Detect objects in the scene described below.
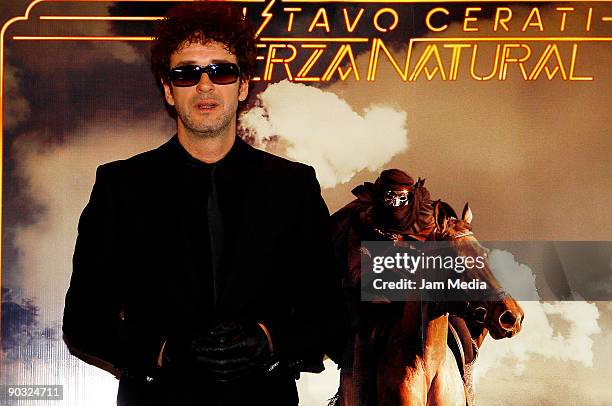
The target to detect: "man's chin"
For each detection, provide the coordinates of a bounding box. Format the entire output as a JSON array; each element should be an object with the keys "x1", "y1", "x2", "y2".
[
  {"x1": 181, "y1": 119, "x2": 229, "y2": 138},
  {"x1": 191, "y1": 128, "x2": 226, "y2": 138}
]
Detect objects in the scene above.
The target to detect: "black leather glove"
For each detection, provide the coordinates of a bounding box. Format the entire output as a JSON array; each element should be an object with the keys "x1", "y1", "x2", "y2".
[
  {"x1": 161, "y1": 334, "x2": 195, "y2": 371},
  {"x1": 192, "y1": 321, "x2": 275, "y2": 382}
]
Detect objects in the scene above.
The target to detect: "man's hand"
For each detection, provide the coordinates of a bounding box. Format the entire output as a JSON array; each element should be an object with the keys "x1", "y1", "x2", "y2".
[
  {"x1": 160, "y1": 321, "x2": 275, "y2": 382},
  {"x1": 193, "y1": 321, "x2": 275, "y2": 382},
  {"x1": 160, "y1": 334, "x2": 194, "y2": 370}
]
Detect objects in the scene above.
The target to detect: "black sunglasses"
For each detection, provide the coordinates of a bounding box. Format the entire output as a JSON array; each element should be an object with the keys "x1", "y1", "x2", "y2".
[{"x1": 168, "y1": 63, "x2": 241, "y2": 86}]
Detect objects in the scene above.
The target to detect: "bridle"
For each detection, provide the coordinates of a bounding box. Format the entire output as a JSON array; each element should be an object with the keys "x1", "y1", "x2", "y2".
[
  {"x1": 434, "y1": 222, "x2": 517, "y2": 333},
  {"x1": 454, "y1": 289, "x2": 510, "y2": 326}
]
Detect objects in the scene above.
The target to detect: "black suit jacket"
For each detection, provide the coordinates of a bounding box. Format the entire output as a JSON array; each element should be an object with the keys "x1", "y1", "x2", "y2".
[{"x1": 63, "y1": 135, "x2": 348, "y2": 404}]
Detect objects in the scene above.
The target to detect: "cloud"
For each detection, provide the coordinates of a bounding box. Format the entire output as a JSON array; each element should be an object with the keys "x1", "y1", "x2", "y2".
[
  {"x1": 1, "y1": 288, "x2": 43, "y2": 360},
  {"x1": 10, "y1": 117, "x2": 172, "y2": 324},
  {"x1": 474, "y1": 250, "x2": 601, "y2": 380},
  {"x1": 297, "y1": 359, "x2": 340, "y2": 405},
  {"x1": 3, "y1": 64, "x2": 30, "y2": 130},
  {"x1": 488, "y1": 249, "x2": 540, "y2": 301},
  {"x1": 240, "y1": 81, "x2": 408, "y2": 188}
]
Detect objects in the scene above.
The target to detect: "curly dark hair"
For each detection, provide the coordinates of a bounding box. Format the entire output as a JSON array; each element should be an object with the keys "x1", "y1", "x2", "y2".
[{"x1": 151, "y1": 2, "x2": 257, "y2": 112}]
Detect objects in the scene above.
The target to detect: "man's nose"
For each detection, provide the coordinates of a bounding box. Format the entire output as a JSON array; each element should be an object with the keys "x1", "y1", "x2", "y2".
[{"x1": 196, "y1": 73, "x2": 214, "y2": 92}]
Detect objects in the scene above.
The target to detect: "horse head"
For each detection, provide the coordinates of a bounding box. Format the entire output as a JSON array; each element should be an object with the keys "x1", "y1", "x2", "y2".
[{"x1": 434, "y1": 202, "x2": 524, "y2": 340}]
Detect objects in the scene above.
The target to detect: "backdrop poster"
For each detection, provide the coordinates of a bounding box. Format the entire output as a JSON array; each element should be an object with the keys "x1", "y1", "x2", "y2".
[{"x1": 1, "y1": 1, "x2": 611, "y2": 405}]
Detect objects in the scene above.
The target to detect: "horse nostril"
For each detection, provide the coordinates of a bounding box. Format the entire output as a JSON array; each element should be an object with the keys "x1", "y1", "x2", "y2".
[
  {"x1": 473, "y1": 307, "x2": 487, "y2": 324},
  {"x1": 499, "y1": 310, "x2": 517, "y2": 330}
]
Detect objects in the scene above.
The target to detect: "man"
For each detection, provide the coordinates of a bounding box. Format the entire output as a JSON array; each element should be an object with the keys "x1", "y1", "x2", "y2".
[{"x1": 63, "y1": 3, "x2": 347, "y2": 405}]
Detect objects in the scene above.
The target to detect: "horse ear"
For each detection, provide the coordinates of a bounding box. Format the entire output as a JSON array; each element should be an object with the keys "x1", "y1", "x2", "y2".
[
  {"x1": 461, "y1": 202, "x2": 473, "y2": 224},
  {"x1": 433, "y1": 200, "x2": 447, "y2": 232}
]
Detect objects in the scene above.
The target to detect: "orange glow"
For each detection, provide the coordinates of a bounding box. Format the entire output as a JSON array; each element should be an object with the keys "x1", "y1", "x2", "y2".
[
  {"x1": 308, "y1": 8, "x2": 331, "y2": 32},
  {"x1": 394, "y1": 38, "x2": 604, "y2": 82},
  {"x1": 493, "y1": 8, "x2": 512, "y2": 32},
  {"x1": 412, "y1": 37, "x2": 612, "y2": 42},
  {"x1": 555, "y1": 7, "x2": 575, "y2": 32},
  {"x1": 373, "y1": 8, "x2": 399, "y2": 32},
  {"x1": 260, "y1": 37, "x2": 368, "y2": 42},
  {"x1": 367, "y1": 37, "x2": 410, "y2": 81},
  {"x1": 321, "y1": 44, "x2": 360, "y2": 80},
  {"x1": 568, "y1": 44, "x2": 593, "y2": 80},
  {"x1": 521, "y1": 7, "x2": 545, "y2": 32},
  {"x1": 283, "y1": 7, "x2": 302, "y2": 32},
  {"x1": 445, "y1": 43, "x2": 471, "y2": 80},
  {"x1": 499, "y1": 44, "x2": 531, "y2": 80},
  {"x1": 425, "y1": 7, "x2": 449, "y2": 32},
  {"x1": 264, "y1": 44, "x2": 297, "y2": 80},
  {"x1": 13, "y1": 36, "x2": 154, "y2": 41},
  {"x1": 463, "y1": 7, "x2": 482, "y2": 32},
  {"x1": 255, "y1": 0, "x2": 276, "y2": 38},
  {"x1": 296, "y1": 44, "x2": 326, "y2": 81},
  {"x1": 528, "y1": 44, "x2": 567, "y2": 80},
  {"x1": 283, "y1": 0, "x2": 610, "y2": 2},
  {"x1": 40, "y1": 16, "x2": 163, "y2": 20},
  {"x1": 409, "y1": 44, "x2": 448, "y2": 81},
  {"x1": 342, "y1": 8, "x2": 365, "y2": 33},
  {"x1": 470, "y1": 44, "x2": 501, "y2": 80},
  {"x1": 586, "y1": 8, "x2": 594, "y2": 31}
]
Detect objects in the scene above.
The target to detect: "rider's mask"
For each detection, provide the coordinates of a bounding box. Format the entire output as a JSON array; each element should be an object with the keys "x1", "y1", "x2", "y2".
[{"x1": 383, "y1": 189, "x2": 412, "y2": 208}]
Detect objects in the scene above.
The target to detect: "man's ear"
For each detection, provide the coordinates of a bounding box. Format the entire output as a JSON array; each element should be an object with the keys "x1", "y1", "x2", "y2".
[
  {"x1": 238, "y1": 77, "x2": 249, "y2": 102},
  {"x1": 162, "y1": 79, "x2": 175, "y2": 106}
]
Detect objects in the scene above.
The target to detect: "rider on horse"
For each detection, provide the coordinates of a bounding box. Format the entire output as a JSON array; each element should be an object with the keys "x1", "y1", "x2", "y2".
[{"x1": 331, "y1": 169, "x2": 479, "y2": 405}]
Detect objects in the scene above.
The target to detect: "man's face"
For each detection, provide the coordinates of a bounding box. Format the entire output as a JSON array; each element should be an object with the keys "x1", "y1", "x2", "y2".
[{"x1": 162, "y1": 41, "x2": 249, "y2": 138}]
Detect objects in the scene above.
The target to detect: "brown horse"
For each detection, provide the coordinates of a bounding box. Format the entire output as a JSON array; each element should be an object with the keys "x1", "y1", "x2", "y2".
[{"x1": 336, "y1": 203, "x2": 524, "y2": 406}]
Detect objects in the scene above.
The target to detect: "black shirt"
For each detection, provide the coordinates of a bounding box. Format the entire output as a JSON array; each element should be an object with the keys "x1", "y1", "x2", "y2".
[{"x1": 168, "y1": 135, "x2": 246, "y2": 320}]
